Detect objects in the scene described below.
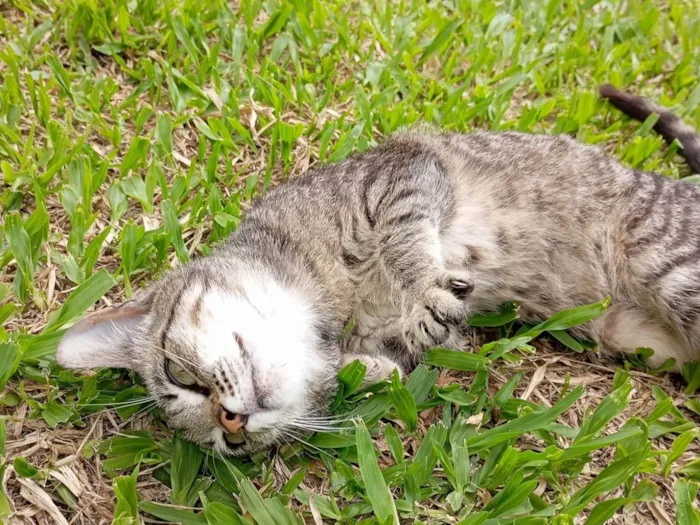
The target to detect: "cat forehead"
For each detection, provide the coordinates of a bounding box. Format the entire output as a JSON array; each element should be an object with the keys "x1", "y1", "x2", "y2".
[
  {"x1": 166, "y1": 277, "x2": 319, "y2": 358},
  {"x1": 171, "y1": 277, "x2": 310, "y2": 323}
]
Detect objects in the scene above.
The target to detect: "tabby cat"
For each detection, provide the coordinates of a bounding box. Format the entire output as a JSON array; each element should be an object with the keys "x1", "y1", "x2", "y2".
[{"x1": 57, "y1": 85, "x2": 700, "y2": 456}]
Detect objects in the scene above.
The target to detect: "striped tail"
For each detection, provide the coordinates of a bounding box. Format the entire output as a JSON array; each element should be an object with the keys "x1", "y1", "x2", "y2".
[{"x1": 599, "y1": 84, "x2": 700, "y2": 174}]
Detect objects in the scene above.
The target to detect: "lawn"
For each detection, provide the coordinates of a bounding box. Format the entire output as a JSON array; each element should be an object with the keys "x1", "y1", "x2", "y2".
[{"x1": 1, "y1": 0, "x2": 700, "y2": 523}]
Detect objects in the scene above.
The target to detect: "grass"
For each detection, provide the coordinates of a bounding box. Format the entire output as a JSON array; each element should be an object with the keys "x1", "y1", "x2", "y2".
[{"x1": 1, "y1": 0, "x2": 700, "y2": 523}]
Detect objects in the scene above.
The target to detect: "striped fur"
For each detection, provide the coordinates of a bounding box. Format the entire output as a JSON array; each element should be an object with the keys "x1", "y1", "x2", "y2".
[{"x1": 58, "y1": 88, "x2": 700, "y2": 456}]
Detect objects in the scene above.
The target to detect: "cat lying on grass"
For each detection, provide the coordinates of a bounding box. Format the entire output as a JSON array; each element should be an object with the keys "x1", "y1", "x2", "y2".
[{"x1": 57, "y1": 85, "x2": 700, "y2": 456}]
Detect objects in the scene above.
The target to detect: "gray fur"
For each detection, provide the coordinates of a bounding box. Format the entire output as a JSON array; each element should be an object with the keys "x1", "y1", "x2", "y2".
[{"x1": 57, "y1": 88, "x2": 700, "y2": 456}]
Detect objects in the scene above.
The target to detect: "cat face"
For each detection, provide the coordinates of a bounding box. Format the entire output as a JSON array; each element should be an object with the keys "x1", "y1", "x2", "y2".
[{"x1": 56, "y1": 261, "x2": 342, "y2": 457}]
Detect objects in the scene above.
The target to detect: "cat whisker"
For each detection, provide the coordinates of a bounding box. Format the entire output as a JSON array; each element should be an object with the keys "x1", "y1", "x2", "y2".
[
  {"x1": 286, "y1": 421, "x2": 352, "y2": 434},
  {"x1": 297, "y1": 415, "x2": 355, "y2": 423},
  {"x1": 73, "y1": 397, "x2": 162, "y2": 425},
  {"x1": 76, "y1": 396, "x2": 160, "y2": 408},
  {"x1": 157, "y1": 346, "x2": 201, "y2": 370},
  {"x1": 117, "y1": 401, "x2": 159, "y2": 429},
  {"x1": 282, "y1": 429, "x2": 335, "y2": 459},
  {"x1": 288, "y1": 415, "x2": 356, "y2": 428}
]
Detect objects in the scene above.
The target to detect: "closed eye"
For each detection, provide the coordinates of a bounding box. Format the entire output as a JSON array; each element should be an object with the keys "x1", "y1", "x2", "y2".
[{"x1": 164, "y1": 359, "x2": 211, "y2": 397}]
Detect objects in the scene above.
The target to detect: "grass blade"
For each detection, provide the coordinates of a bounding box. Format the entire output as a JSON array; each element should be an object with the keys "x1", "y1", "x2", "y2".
[{"x1": 356, "y1": 422, "x2": 398, "y2": 525}]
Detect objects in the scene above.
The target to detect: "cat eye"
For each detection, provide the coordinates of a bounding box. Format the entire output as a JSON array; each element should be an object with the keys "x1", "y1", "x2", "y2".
[{"x1": 165, "y1": 359, "x2": 198, "y2": 388}]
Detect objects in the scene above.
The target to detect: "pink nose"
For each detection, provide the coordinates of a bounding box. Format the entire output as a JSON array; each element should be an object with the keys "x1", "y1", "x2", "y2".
[{"x1": 220, "y1": 410, "x2": 248, "y2": 433}]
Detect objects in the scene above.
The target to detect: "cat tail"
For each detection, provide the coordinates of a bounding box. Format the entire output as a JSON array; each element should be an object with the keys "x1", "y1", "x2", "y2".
[{"x1": 599, "y1": 83, "x2": 700, "y2": 174}]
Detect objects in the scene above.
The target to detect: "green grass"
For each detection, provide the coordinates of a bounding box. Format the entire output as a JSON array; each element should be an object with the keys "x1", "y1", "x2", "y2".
[{"x1": 1, "y1": 0, "x2": 700, "y2": 523}]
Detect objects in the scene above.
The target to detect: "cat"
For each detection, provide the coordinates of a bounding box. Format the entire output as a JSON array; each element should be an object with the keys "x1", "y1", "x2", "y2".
[{"x1": 56, "y1": 85, "x2": 700, "y2": 457}]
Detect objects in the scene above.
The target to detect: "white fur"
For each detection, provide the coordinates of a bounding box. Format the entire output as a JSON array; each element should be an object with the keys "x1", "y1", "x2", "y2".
[
  {"x1": 56, "y1": 314, "x2": 141, "y2": 369},
  {"x1": 170, "y1": 273, "x2": 324, "y2": 436}
]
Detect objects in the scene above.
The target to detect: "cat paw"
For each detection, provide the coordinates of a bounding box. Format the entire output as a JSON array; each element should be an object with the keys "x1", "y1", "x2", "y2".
[
  {"x1": 342, "y1": 353, "x2": 403, "y2": 386},
  {"x1": 403, "y1": 278, "x2": 471, "y2": 351},
  {"x1": 438, "y1": 270, "x2": 475, "y2": 301}
]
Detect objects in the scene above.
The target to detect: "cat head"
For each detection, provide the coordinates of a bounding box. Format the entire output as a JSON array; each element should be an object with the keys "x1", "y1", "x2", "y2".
[{"x1": 56, "y1": 258, "x2": 342, "y2": 457}]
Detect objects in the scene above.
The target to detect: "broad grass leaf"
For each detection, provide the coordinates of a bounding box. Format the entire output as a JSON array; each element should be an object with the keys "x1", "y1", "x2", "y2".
[
  {"x1": 121, "y1": 137, "x2": 149, "y2": 177},
  {"x1": 171, "y1": 432, "x2": 203, "y2": 505},
  {"x1": 454, "y1": 444, "x2": 470, "y2": 491},
  {"x1": 41, "y1": 403, "x2": 73, "y2": 427},
  {"x1": 523, "y1": 298, "x2": 610, "y2": 338},
  {"x1": 384, "y1": 423, "x2": 403, "y2": 464},
  {"x1": 266, "y1": 496, "x2": 303, "y2": 524},
  {"x1": 121, "y1": 176, "x2": 152, "y2": 213},
  {"x1": 565, "y1": 445, "x2": 650, "y2": 514},
  {"x1": 81, "y1": 227, "x2": 112, "y2": 278},
  {"x1": 4, "y1": 212, "x2": 34, "y2": 285},
  {"x1": 485, "y1": 478, "x2": 538, "y2": 517},
  {"x1": 138, "y1": 501, "x2": 207, "y2": 525},
  {"x1": 43, "y1": 269, "x2": 116, "y2": 333},
  {"x1": 356, "y1": 423, "x2": 398, "y2": 524},
  {"x1": 155, "y1": 114, "x2": 173, "y2": 159},
  {"x1": 679, "y1": 458, "x2": 700, "y2": 480},
  {"x1": 467, "y1": 386, "x2": 584, "y2": 453},
  {"x1": 419, "y1": 18, "x2": 463, "y2": 65},
  {"x1": 432, "y1": 438, "x2": 457, "y2": 489},
  {"x1": 424, "y1": 348, "x2": 490, "y2": 371},
  {"x1": 478, "y1": 336, "x2": 534, "y2": 360},
  {"x1": 405, "y1": 365, "x2": 439, "y2": 404},
  {"x1": 21, "y1": 330, "x2": 66, "y2": 362},
  {"x1": 238, "y1": 478, "x2": 276, "y2": 523},
  {"x1": 575, "y1": 376, "x2": 633, "y2": 441},
  {"x1": 682, "y1": 361, "x2": 700, "y2": 393},
  {"x1": 493, "y1": 373, "x2": 522, "y2": 407},
  {"x1": 162, "y1": 199, "x2": 189, "y2": 263},
  {"x1": 0, "y1": 419, "x2": 5, "y2": 456},
  {"x1": 388, "y1": 369, "x2": 417, "y2": 431},
  {"x1": 548, "y1": 330, "x2": 589, "y2": 352},
  {"x1": 13, "y1": 457, "x2": 39, "y2": 479},
  {"x1": 662, "y1": 428, "x2": 699, "y2": 476},
  {"x1": 113, "y1": 474, "x2": 139, "y2": 523},
  {"x1": 457, "y1": 512, "x2": 488, "y2": 525},
  {"x1": 282, "y1": 469, "x2": 307, "y2": 495},
  {"x1": 260, "y1": 3, "x2": 293, "y2": 41},
  {"x1": 0, "y1": 342, "x2": 22, "y2": 390},
  {"x1": 338, "y1": 359, "x2": 367, "y2": 396},
  {"x1": 674, "y1": 479, "x2": 700, "y2": 525},
  {"x1": 307, "y1": 432, "x2": 356, "y2": 449},
  {"x1": 627, "y1": 479, "x2": 659, "y2": 503},
  {"x1": 467, "y1": 302, "x2": 518, "y2": 327},
  {"x1": 558, "y1": 426, "x2": 644, "y2": 462},
  {"x1": 583, "y1": 498, "x2": 625, "y2": 525},
  {"x1": 411, "y1": 423, "x2": 448, "y2": 485},
  {"x1": 437, "y1": 386, "x2": 477, "y2": 406},
  {"x1": 348, "y1": 393, "x2": 392, "y2": 426},
  {"x1": 487, "y1": 446, "x2": 519, "y2": 490}
]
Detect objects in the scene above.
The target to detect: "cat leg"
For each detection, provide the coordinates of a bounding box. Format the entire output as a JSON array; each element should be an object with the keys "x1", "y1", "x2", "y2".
[
  {"x1": 375, "y1": 214, "x2": 474, "y2": 352},
  {"x1": 373, "y1": 186, "x2": 472, "y2": 350},
  {"x1": 342, "y1": 353, "x2": 403, "y2": 388},
  {"x1": 593, "y1": 305, "x2": 692, "y2": 369}
]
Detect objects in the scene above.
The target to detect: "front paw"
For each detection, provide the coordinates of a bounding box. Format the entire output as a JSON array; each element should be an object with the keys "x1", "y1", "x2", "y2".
[
  {"x1": 342, "y1": 353, "x2": 403, "y2": 387},
  {"x1": 403, "y1": 283, "x2": 470, "y2": 351}
]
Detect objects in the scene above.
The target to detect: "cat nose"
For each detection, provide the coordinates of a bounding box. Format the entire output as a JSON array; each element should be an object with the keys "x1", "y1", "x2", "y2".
[{"x1": 220, "y1": 409, "x2": 248, "y2": 434}]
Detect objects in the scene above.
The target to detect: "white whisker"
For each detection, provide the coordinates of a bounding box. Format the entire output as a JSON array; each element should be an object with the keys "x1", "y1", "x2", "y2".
[
  {"x1": 77, "y1": 396, "x2": 159, "y2": 408},
  {"x1": 282, "y1": 429, "x2": 335, "y2": 459},
  {"x1": 287, "y1": 422, "x2": 352, "y2": 434},
  {"x1": 157, "y1": 347, "x2": 201, "y2": 370}
]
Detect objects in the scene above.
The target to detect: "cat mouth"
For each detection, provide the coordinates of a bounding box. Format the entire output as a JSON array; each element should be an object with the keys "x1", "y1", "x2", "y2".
[{"x1": 224, "y1": 432, "x2": 246, "y2": 449}]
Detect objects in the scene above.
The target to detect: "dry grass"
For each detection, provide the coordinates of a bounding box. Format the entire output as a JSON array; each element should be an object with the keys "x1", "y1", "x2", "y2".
[{"x1": 1, "y1": 0, "x2": 700, "y2": 523}]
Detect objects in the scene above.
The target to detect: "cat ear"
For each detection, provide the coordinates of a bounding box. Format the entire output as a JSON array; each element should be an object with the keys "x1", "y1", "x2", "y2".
[{"x1": 56, "y1": 289, "x2": 154, "y2": 370}]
